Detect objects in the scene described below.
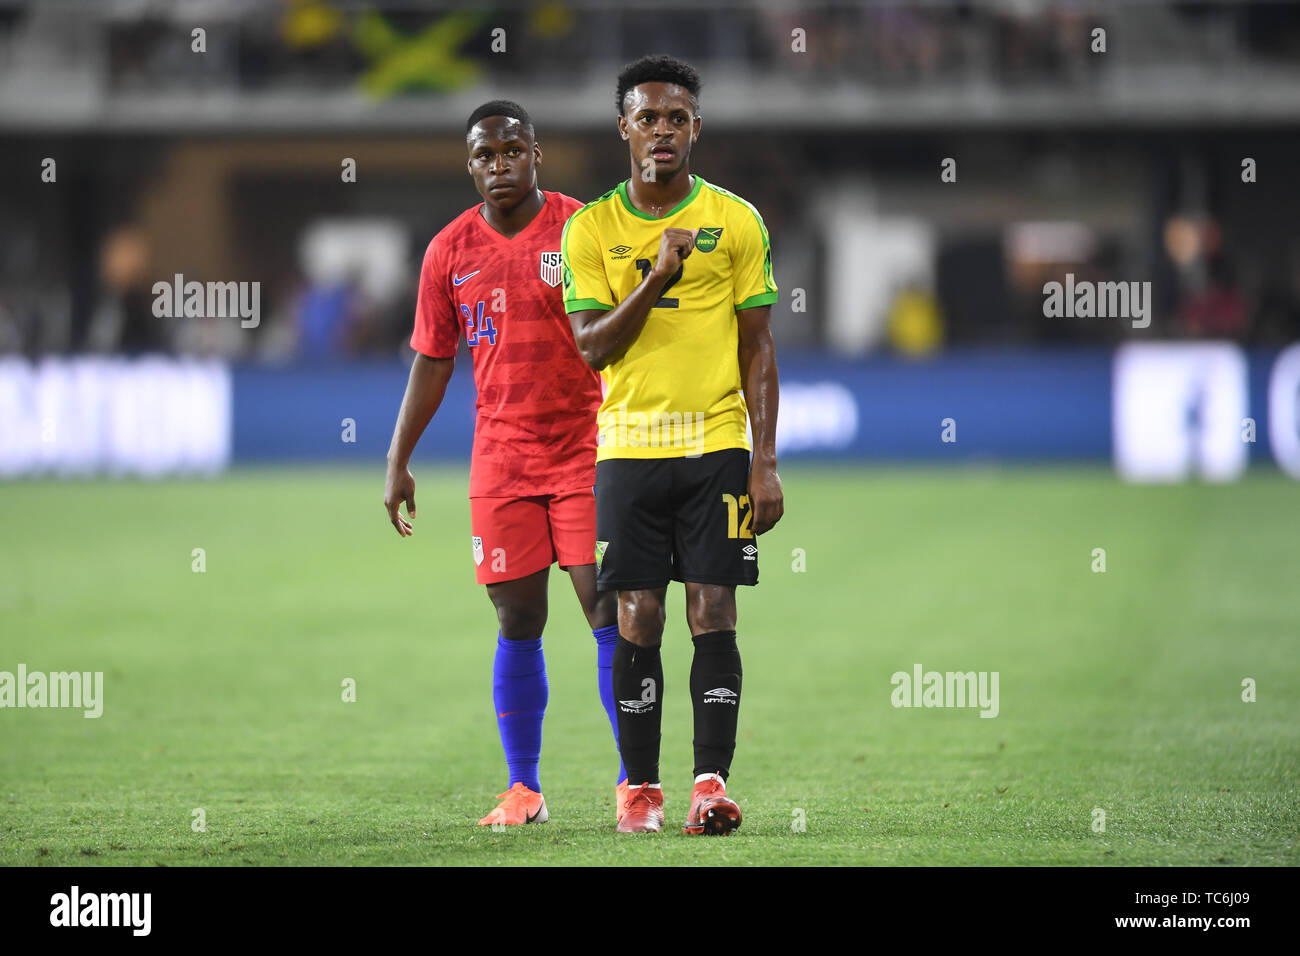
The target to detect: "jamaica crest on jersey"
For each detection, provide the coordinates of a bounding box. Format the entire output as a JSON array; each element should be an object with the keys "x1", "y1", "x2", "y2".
[{"x1": 539, "y1": 251, "x2": 563, "y2": 288}]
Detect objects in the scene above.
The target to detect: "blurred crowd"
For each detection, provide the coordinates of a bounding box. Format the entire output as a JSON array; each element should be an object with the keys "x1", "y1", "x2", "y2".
[
  {"x1": 0, "y1": 242, "x2": 417, "y2": 362},
  {"x1": 4, "y1": 0, "x2": 1300, "y2": 360},
  {"x1": 87, "y1": 1, "x2": 1300, "y2": 96},
  {"x1": 3, "y1": 225, "x2": 1298, "y2": 361}
]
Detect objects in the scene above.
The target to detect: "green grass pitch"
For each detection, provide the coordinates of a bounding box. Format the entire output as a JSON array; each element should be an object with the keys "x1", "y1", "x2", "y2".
[{"x1": 1, "y1": 465, "x2": 1296, "y2": 866}]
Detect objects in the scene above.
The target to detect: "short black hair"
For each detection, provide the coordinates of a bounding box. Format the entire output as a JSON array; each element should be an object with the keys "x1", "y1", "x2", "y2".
[
  {"x1": 616, "y1": 55, "x2": 701, "y2": 115},
  {"x1": 465, "y1": 100, "x2": 533, "y2": 136}
]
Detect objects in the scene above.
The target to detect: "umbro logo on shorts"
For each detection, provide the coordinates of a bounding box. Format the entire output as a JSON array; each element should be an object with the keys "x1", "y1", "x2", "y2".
[
  {"x1": 703, "y1": 688, "x2": 738, "y2": 705},
  {"x1": 742, "y1": 544, "x2": 757, "y2": 560}
]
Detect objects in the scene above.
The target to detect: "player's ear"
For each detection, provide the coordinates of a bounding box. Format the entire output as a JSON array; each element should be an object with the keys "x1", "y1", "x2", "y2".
[
  {"x1": 617, "y1": 114, "x2": 629, "y2": 141},
  {"x1": 692, "y1": 113, "x2": 701, "y2": 143},
  {"x1": 533, "y1": 142, "x2": 543, "y2": 166}
]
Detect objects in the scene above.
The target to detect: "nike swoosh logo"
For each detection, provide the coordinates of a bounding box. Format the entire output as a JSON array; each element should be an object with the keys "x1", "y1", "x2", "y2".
[
  {"x1": 525, "y1": 806, "x2": 541, "y2": 823},
  {"x1": 498, "y1": 712, "x2": 515, "y2": 718},
  {"x1": 453, "y1": 271, "x2": 480, "y2": 286}
]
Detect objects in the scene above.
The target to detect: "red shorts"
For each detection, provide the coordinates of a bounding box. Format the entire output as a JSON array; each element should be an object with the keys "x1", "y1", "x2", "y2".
[{"x1": 469, "y1": 489, "x2": 597, "y2": 585}]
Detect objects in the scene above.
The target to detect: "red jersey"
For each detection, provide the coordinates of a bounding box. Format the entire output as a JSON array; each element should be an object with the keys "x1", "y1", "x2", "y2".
[{"x1": 411, "y1": 191, "x2": 603, "y2": 498}]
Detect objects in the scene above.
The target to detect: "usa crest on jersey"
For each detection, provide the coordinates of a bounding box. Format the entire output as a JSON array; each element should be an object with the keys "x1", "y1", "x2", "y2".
[{"x1": 539, "y1": 251, "x2": 563, "y2": 288}]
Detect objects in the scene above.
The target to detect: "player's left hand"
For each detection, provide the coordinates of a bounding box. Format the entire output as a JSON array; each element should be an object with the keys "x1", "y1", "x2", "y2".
[{"x1": 748, "y1": 461, "x2": 784, "y2": 535}]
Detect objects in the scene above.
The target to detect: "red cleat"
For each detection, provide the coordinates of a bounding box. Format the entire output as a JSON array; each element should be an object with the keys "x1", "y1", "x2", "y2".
[
  {"x1": 615, "y1": 779, "x2": 630, "y2": 822},
  {"x1": 683, "y1": 776, "x2": 741, "y2": 836},
  {"x1": 615, "y1": 783, "x2": 664, "y2": 833},
  {"x1": 477, "y1": 782, "x2": 548, "y2": 827}
]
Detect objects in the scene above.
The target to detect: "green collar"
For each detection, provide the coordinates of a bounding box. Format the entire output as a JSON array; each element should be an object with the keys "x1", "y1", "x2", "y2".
[{"x1": 617, "y1": 174, "x2": 704, "y2": 221}]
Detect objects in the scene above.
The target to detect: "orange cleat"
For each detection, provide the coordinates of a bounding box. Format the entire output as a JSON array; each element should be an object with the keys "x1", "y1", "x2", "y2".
[
  {"x1": 682, "y1": 775, "x2": 741, "y2": 836},
  {"x1": 614, "y1": 783, "x2": 664, "y2": 833},
  {"x1": 477, "y1": 782, "x2": 549, "y2": 827},
  {"x1": 615, "y1": 779, "x2": 631, "y2": 821}
]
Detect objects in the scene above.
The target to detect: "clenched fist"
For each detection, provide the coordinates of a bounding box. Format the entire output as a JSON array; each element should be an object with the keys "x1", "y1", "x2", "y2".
[{"x1": 653, "y1": 227, "x2": 697, "y2": 278}]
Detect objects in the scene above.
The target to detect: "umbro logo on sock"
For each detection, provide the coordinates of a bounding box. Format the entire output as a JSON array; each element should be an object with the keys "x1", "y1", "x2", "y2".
[
  {"x1": 618, "y1": 699, "x2": 655, "y2": 714},
  {"x1": 703, "y1": 688, "x2": 738, "y2": 705}
]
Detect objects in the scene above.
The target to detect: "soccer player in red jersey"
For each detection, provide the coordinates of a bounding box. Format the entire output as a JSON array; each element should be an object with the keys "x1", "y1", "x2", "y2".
[{"x1": 383, "y1": 101, "x2": 625, "y2": 827}]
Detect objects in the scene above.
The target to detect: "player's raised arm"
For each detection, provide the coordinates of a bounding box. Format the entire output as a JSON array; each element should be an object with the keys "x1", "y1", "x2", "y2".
[
  {"x1": 384, "y1": 353, "x2": 454, "y2": 537},
  {"x1": 738, "y1": 304, "x2": 783, "y2": 535},
  {"x1": 568, "y1": 227, "x2": 696, "y2": 370}
]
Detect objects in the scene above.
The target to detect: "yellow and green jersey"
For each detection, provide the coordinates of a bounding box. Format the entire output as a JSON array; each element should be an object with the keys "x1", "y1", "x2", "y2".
[{"x1": 561, "y1": 175, "x2": 778, "y2": 461}]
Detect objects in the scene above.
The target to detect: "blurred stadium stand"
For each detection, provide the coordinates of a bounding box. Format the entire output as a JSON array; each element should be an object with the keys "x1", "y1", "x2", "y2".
[
  {"x1": 3, "y1": 0, "x2": 1300, "y2": 359},
  {"x1": 0, "y1": 1, "x2": 1298, "y2": 477}
]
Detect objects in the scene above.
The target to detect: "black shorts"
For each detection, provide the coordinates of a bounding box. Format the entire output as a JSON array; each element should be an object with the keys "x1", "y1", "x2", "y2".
[{"x1": 594, "y1": 447, "x2": 758, "y2": 591}]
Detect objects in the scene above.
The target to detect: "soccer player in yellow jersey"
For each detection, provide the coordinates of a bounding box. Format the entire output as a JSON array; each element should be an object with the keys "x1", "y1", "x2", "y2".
[{"x1": 562, "y1": 55, "x2": 784, "y2": 835}]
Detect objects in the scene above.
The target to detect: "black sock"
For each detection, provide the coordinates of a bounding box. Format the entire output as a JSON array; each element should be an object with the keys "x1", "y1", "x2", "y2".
[
  {"x1": 612, "y1": 636, "x2": 663, "y2": 786},
  {"x1": 690, "y1": 630, "x2": 743, "y2": 781}
]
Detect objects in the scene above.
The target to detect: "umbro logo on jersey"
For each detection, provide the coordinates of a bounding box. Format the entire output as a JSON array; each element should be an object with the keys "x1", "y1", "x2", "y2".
[
  {"x1": 703, "y1": 687, "x2": 738, "y2": 705},
  {"x1": 608, "y1": 244, "x2": 632, "y2": 260},
  {"x1": 539, "y1": 251, "x2": 563, "y2": 288},
  {"x1": 452, "y1": 271, "x2": 480, "y2": 286}
]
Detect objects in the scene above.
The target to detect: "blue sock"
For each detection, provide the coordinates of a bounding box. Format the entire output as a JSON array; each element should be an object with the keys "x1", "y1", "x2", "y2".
[
  {"x1": 493, "y1": 633, "x2": 547, "y2": 793},
  {"x1": 593, "y1": 624, "x2": 627, "y2": 784}
]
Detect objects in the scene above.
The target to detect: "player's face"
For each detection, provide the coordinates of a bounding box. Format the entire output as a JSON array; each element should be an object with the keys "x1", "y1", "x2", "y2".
[
  {"x1": 618, "y1": 83, "x2": 700, "y2": 180},
  {"x1": 466, "y1": 117, "x2": 542, "y2": 211}
]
